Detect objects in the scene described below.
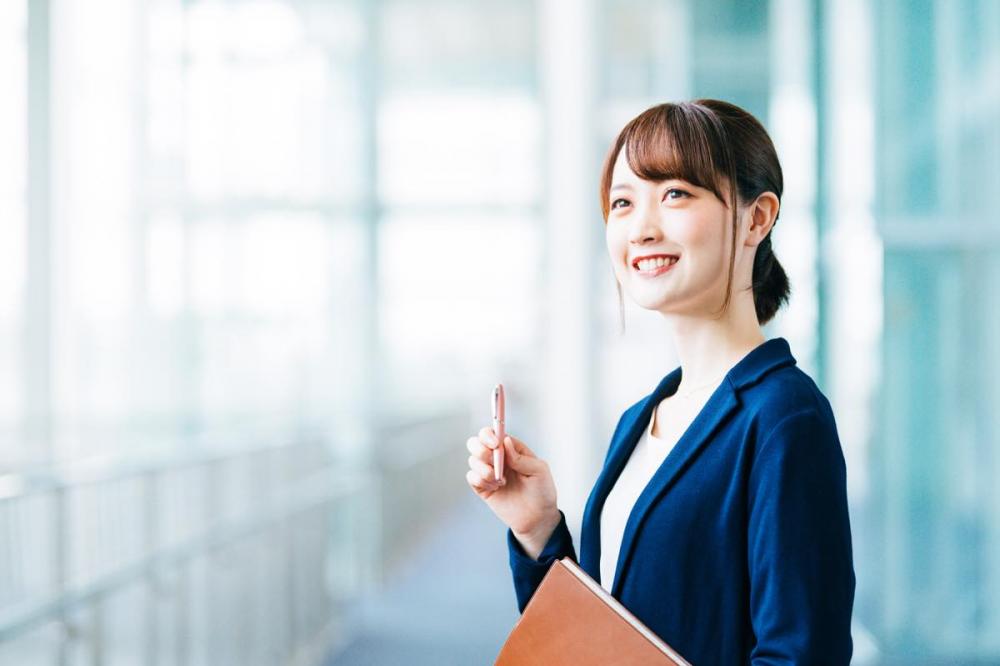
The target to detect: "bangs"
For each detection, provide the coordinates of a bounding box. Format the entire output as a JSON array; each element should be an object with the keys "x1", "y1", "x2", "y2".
[{"x1": 600, "y1": 103, "x2": 737, "y2": 220}]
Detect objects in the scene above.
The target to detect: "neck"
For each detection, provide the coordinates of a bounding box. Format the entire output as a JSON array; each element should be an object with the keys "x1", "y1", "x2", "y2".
[{"x1": 664, "y1": 291, "x2": 766, "y2": 395}]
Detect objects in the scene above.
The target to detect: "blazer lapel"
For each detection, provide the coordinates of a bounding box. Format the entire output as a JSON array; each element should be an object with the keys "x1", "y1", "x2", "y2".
[
  {"x1": 579, "y1": 368, "x2": 680, "y2": 581},
  {"x1": 578, "y1": 337, "x2": 797, "y2": 596},
  {"x1": 608, "y1": 379, "x2": 741, "y2": 597}
]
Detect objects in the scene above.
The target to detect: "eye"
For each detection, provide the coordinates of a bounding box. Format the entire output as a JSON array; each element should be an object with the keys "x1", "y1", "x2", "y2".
[
  {"x1": 610, "y1": 198, "x2": 630, "y2": 211},
  {"x1": 664, "y1": 188, "x2": 690, "y2": 201}
]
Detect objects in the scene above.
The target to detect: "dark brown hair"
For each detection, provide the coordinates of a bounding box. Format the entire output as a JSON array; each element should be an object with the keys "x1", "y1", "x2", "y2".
[{"x1": 599, "y1": 99, "x2": 790, "y2": 327}]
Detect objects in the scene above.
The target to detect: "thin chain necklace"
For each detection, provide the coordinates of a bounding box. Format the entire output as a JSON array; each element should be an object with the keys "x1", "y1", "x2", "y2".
[
  {"x1": 650, "y1": 367, "x2": 728, "y2": 446},
  {"x1": 674, "y1": 368, "x2": 729, "y2": 401}
]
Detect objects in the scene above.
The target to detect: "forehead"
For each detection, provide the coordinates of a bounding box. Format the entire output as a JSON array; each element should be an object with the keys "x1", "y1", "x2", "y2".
[
  {"x1": 611, "y1": 151, "x2": 643, "y2": 188},
  {"x1": 612, "y1": 148, "x2": 632, "y2": 176},
  {"x1": 611, "y1": 148, "x2": 685, "y2": 187}
]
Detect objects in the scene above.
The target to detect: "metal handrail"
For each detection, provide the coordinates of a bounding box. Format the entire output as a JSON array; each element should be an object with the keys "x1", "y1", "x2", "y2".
[
  {"x1": 0, "y1": 429, "x2": 328, "y2": 500},
  {"x1": 0, "y1": 466, "x2": 367, "y2": 644},
  {"x1": 0, "y1": 408, "x2": 470, "y2": 663},
  {"x1": 0, "y1": 432, "x2": 372, "y2": 666}
]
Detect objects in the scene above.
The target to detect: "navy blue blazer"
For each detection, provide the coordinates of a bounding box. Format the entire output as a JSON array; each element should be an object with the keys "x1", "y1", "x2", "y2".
[{"x1": 506, "y1": 337, "x2": 855, "y2": 664}]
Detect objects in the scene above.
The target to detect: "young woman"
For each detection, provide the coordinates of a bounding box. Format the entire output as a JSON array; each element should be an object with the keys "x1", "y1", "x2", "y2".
[{"x1": 466, "y1": 99, "x2": 855, "y2": 664}]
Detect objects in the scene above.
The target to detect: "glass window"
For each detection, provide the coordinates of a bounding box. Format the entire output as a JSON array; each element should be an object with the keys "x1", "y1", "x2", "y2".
[
  {"x1": 378, "y1": 91, "x2": 541, "y2": 207},
  {"x1": 44, "y1": 0, "x2": 367, "y2": 462},
  {"x1": 0, "y1": 0, "x2": 26, "y2": 466}
]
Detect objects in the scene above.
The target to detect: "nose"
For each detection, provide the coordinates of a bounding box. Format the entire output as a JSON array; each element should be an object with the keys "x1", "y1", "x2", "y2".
[{"x1": 627, "y1": 199, "x2": 663, "y2": 245}]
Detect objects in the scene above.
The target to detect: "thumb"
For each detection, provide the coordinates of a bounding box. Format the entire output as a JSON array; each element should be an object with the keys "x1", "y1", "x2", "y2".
[{"x1": 504, "y1": 436, "x2": 544, "y2": 475}]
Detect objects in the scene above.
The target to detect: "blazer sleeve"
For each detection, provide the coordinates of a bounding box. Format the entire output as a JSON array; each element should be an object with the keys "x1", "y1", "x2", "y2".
[
  {"x1": 747, "y1": 408, "x2": 856, "y2": 665},
  {"x1": 506, "y1": 509, "x2": 578, "y2": 614}
]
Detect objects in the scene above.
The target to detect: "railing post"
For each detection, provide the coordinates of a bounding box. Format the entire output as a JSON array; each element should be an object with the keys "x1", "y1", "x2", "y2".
[
  {"x1": 89, "y1": 594, "x2": 104, "y2": 666},
  {"x1": 284, "y1": 453, "x2": 297, "y2": 660},
  {"x1": 175, "y1": 566, "x2": 189, "y2": 666},
  {"x1": 53, "y1": 485, "x2": 72, "y2": 666},
  {"x1": 204, "y1": 458, "x2": 220, "y2": 664},
  {"x1": 143, "y1": 469, "x2": 160, "y2": 666}
]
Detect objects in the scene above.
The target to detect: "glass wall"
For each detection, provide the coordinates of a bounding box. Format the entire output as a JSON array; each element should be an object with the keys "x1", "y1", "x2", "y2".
[
  {"x1": 0, "y1": 0, "x2": 377, "y2": 469},
  {"x1": 0, "y1": 1, "x2": 27, "y2": 466},
  {"x1": 376, "y1": 0, "x2": 543, "y2": 416},
  {"x1": 868, "y1": 0, "x2": 1000, "y2": 660}
]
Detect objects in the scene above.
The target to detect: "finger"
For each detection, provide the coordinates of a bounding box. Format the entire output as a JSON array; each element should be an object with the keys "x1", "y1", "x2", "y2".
[
  {"x1": 473, "y1": 454, "x2": 507, "y2": 487},
  {"x1": 466, "y1": 468, "x2": 499, "y2": 493},
  {"x1": 469, "y1": 455, "x2": 505, "y2": 484},
  {"x1": 467, "y1": 436, "x2": 494, "y2": 464},
  {"x1": 466, "y1": 436, "x2": 488, "y2": 458},
  {"x1": 478, "y1": 426, "x2": 499, "y2": 450}
]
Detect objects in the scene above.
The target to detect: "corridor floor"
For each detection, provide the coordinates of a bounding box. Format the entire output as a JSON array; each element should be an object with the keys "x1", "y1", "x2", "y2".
[{"x1": 324, "y1": 492, "x2": 521, "y2": 665}]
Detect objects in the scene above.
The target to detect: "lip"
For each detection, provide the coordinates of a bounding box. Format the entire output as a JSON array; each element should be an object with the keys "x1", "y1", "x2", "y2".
[{"x1": 634, "y1": 257, "x2": 679, "y2": 277}]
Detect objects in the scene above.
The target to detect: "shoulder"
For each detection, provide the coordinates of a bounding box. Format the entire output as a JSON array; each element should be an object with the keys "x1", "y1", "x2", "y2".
[
  {"x1": 737, "y1": 364, "x2": 838, "y2": 441},
  {"x1": 739, "y1": 367, "x2": 847, "y2": 487}
]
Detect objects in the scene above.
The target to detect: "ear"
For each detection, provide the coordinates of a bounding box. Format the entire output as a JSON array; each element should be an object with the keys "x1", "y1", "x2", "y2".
[{"x1": 744, "y1": 192, "x2": 779, "y2": 247}]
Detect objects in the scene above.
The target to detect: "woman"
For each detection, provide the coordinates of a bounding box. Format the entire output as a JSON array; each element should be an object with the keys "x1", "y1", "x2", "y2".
[{"x1": 465, "y1": 99, "x2": 855, "y2": 664}]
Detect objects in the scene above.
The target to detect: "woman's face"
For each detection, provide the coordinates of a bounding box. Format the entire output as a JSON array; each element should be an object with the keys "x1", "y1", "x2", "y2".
[{"x1": 605, "y1": 147, "x2": 751, "y2": 318}]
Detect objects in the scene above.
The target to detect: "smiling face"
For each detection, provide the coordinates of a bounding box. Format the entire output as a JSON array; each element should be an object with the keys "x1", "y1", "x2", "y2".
[{"x1": 605, "y1": 145, "x2": 753, "y2": 318}]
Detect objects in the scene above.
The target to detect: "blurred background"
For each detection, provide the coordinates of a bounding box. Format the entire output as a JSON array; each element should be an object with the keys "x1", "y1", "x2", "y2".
[{"x1": 0, "y1": 0, "x2": 997, "y2": 664}]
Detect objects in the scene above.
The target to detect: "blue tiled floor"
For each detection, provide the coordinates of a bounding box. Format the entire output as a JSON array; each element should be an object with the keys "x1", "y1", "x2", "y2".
[{"x1": 325, "y1": 493, "x2": 520, "y2": 665}]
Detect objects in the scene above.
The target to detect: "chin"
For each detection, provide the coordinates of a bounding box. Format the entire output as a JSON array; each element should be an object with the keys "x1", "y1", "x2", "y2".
[{"x1": 628, "y1": 291, "x2": 678, "y2": 312}]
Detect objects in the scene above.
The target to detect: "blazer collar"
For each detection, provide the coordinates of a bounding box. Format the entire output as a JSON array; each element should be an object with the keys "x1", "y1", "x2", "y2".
[{"x1": 578, "y1": 337, "x2": 797, "y2": 596}]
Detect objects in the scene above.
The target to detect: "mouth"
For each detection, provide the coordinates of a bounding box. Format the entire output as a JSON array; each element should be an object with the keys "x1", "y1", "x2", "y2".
[{"x1": 632, "y1": 254, "x2": 680, "y2": 277}]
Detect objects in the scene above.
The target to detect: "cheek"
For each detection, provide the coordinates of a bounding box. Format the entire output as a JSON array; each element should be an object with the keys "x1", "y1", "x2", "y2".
[
  {"x1": 605, "y1": 227, "x2": 625, "y2": 260},
  {"x1": 673, "y1": 222, "x2": 712, "y2": 254},
  {"x1": 678, "y1": 215, "x2": 728, "y2": 261},
  {"x1": 606, "y1": 230, "x2": 632, "y2": 282}
]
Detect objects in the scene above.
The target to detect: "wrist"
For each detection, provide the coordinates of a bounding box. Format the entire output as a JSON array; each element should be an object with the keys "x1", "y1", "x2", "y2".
[{"x1": 514, "y1": 509, "x2": 561, "y2": 560}]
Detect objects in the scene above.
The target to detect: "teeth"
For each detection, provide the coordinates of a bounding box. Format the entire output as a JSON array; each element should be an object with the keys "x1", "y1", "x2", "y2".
[{"x1": 636, "y1": 256, "x2": 678, "y2": 271}]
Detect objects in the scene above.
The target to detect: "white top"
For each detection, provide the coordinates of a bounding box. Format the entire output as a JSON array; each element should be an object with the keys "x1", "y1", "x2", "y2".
[{"x1": 599, "y1": 399, "x2": 682, "y2": 593}]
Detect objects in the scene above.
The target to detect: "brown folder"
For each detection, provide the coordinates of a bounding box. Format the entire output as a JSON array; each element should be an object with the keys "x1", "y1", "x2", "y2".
[{"x1": 495, "y1": 556, "x2": 692, "y2": 665}]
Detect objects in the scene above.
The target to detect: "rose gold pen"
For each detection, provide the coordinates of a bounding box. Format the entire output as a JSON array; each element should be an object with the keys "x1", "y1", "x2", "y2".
[{"x1": 492, "y1": 383, "x2": 505, "y2": 482}]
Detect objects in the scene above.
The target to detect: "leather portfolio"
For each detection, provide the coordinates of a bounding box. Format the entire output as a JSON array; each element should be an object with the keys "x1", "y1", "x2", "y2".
[{"x1": 495, "y1": 556, "x2": 692, "y2": 665}]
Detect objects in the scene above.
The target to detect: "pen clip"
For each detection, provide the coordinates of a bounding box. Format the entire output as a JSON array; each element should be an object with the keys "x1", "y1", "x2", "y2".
[{"x1": 492, "y1": 386, "x2": 499, "y2": 422}]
